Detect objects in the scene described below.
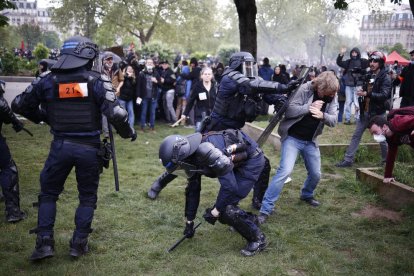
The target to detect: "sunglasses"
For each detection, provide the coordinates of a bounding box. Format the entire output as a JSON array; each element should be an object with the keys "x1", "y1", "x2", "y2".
[{"x1": 369, "y1": 58, "x2": 381, "y2": 63}]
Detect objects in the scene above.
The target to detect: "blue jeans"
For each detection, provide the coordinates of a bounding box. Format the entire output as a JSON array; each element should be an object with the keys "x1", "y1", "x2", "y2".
[
  {"x1": 344, "y1": 112, "x2": 388, "y2": 163},
  {"x1": 140, "y1": 98, "x2": 157, "y2": 129},
  {"x1": 260, "y1": 136, "x2": 321, "y2": 215},
  {"x1": 118, "y1": 99, "x2": 134, "y2": 128},
  {"x1": 344, "y1": 86, "x2": 360, "y2": 121}
]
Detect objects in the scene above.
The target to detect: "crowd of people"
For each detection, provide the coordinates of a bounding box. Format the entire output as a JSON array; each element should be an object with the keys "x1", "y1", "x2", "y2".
[{"x1": 1, "y1": 35, "x2": 413, "y2": 261}]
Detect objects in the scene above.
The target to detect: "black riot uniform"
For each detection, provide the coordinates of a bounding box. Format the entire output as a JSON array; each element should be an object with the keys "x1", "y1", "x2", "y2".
[
  {"x1": 0, "y1": 80, "x2": 26, "y2": 223},
  {"x1": 159, "y1": 131, "x2": 267, "y2": 256},
  {"x1": 148, "y1": 52, "x2": 298, "y2": 209},
  {"x1": 12, "y1": 36, "x2": 137, "y2": 261}
]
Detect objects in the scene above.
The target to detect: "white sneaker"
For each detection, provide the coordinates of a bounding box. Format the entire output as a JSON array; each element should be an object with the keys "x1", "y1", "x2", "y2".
[{"x1": 284, "y1": 177, "x2": 292, "y2": 184}]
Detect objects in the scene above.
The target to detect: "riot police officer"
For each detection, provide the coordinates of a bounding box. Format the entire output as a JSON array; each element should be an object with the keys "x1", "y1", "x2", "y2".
[
  {"x1": 12, "y1": 36, "x2": 137, "y2": 261},
  {"x1": 0, "y1": 80, "x2": 26, "y2": 223},
  {"x1": 159, "y1": 130, "x2": 267, "y2": 256},
  {"x1": 148, "y1": 52, "x2": 298, "y2": 209}
]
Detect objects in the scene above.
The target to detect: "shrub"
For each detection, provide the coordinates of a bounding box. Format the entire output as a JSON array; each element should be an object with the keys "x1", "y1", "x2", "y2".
[
  {"x1": 33, "y1": 43, "x2": 49, "y2": 61},
  {"x1": 0, "y1": 50, "x2": 19, "y2": 75}
]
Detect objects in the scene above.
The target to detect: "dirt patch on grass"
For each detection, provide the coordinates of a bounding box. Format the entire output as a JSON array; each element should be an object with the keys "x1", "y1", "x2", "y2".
[{"x1": 351, "y1": 204, "x2": 403, "y2": 223}]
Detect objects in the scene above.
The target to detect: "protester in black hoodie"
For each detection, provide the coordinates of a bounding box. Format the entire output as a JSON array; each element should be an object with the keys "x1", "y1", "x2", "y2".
[{"x1": 336, "y1": 47, "x2": 369, "y2": 124}]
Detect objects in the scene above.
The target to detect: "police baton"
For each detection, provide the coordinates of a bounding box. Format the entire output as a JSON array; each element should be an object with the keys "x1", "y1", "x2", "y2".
[
  {"x1": 107, "y1": 122, "x2": 120, "y2": 191},
  {"x1": 22, "y1": 127, "x2": 34, "y2": 137},
  {"x1": 167, "y1": 222, "x2": 201, "y2": 253}
]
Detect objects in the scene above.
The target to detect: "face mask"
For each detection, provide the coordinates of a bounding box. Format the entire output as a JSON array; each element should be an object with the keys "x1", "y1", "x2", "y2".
[
  {"x1": 373, "y1": 134, "x2": 386, "y2": 143},
  {"x1": 146, "y1": 65, "x2": 153, "y2": 73}
]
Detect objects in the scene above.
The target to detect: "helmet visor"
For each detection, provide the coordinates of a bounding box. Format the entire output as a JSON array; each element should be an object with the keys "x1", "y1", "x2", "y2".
[{"x1": 242, "y1": 61, "x2": 258, "y2": 78}]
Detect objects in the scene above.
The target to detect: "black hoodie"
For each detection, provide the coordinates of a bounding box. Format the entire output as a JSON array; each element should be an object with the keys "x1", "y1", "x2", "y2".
[{"x1": 336, "y1": 47, "x2": 369, "y2": 87}]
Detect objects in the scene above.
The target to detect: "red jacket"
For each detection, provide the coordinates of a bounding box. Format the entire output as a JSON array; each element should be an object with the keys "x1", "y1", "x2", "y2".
[{"x1": 384, "y1": 114, "x2": 414, "y2": 178}]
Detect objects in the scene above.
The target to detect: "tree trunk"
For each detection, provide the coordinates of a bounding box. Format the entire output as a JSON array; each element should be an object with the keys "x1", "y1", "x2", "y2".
[{"x1": 233, "y1": 0, "x2": 257, "y2": 59}]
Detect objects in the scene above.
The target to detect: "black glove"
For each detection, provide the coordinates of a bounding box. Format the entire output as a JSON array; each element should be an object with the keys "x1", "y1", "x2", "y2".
[
  {"x1": 203, "y1": 208, "x2": 218, "y2": 225},
  {"x1": 130, "y1": 128, "x2": 137, "y2": 142},
  {"x1": 285, "y1": 79, "x2": 302, "y2": 93},
  {"x1": 183, "y1": 221, "x2": 195, "y2": 238},
  {"x1": 12, "y1": 119, "x2": 24, "y2": 133}
]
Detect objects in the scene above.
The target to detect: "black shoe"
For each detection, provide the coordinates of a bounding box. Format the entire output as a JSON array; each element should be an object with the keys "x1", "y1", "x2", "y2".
[
  {"x1": 30, "y1": 235, "x2": 55, "y2": 261},
  {"x1": 6, "y1": 208, "x2": 27, "y2": 223},
  {"x1": 335, "y1": 160, "x2": 353, "y2": 168},
  {"x1": 240, "y1": 234, "x2": 267, "y2": 257},
  {"x1": 251, "y1": 197, "x2": 262, "y2": 210},
  {"x1": 300, "y1": 197, "x2": 320, "y2": 207},
  {"x1": 69, "y1": 237, "x2": 89, "y2": 258},
  {"x1": 344, "y1": 121, "x2": 351, "y2": 125},
  {"x1": 257, "y1": 213, "x2": 268, "y2": 225}
]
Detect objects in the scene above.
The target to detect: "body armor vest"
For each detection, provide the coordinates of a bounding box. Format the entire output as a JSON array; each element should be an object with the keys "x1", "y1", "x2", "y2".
[{"x1": 47, "y1": 71, "x2": 101, "y2": 133}]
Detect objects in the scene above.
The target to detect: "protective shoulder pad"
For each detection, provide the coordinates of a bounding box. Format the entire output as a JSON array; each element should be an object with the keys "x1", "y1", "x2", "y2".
[
  {"x1": 31, "y1": 71, "x2": 50, "y2": 86},
  {"x1": 228, "y1": 71, "x2": 250, "y2": 86}
]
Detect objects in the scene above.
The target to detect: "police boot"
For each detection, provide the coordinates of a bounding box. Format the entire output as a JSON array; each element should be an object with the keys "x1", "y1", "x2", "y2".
[
  {"x1": 6, "y1": 206, "x2": 26, "y2": 223},
  {"x1": 69, "y1": 236, "x2": 89, "y2": 258},
  {"x1": 30, "y1": 235, "x2": 55, "y2": 261},
  {"x1": 251, "y1": 197, "x2": 262, "y2": 210},
  {"x1": 240, "y1": 233, "x2": 267, "y2": 257},
  {"x1": 147, "y1": 171, "x2": 177, "y2": 200}
]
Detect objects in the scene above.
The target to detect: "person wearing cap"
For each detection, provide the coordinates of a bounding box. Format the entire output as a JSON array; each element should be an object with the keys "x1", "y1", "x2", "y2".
[
  {"x1": 158, "y1": 130, "x2": 267, "y2": 256},
  {"x1": 0, "y1": 80, "x2": 26, "y2": 223},
  {"x1": 396, "y1": 50, "x2": 414, "y2": 107},
  {"x1": 159, "y1": 59, "x2": 177, "y2": 124},
  {"x1": 12, "y1": 36, "x2": 137, "y2": 261},
  {"x1": 336, "y1": 51, "x2": 391, "y2": 168}
]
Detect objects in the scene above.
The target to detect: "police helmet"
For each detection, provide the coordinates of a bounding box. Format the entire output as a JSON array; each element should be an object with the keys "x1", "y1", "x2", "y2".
[
  {"x1": 224, "y1": 51, "x2": 258, "y2": 78},
  {"x1": 159, "y1": 133, "x2": 202, "y2": 173},
  {"x1": 0, "y1": 80, "x2": 5, "y2": 95},
  {"x1": 52, "y1": 36, "x2": 99, "y2": 70}
]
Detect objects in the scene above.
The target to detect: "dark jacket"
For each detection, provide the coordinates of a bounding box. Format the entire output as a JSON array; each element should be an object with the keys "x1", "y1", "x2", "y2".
[
  {"x1": 159, "y1": 68, "x2": 176, "y2": 92},
  {"x1": 258, "y1": 64, "x2": 273, "y2": 81},
  {"x1": 137, "y1": 70, "x2": 161, "y2": 99},
  {"x1": 184, "y1": 80, "x2": 217, "y2": 120},
  {"x1": 181, "y1": 66, "x2": 202, "y2": 89},
  {"x1": 119, "y1": 75, "x2": 137, "y2": 101},
  {"x1": 336, "y1": 47, "x2": 369, "y2": 87},
  {"x1": 399, "y1": 63, "x2": 414, "y2": 100},
  {"x1": 271, "y1": 72, "x2": 289, "y2": 84},
  {"x1": 367, "y1": 68, "x2": 392, "y2": 117}
]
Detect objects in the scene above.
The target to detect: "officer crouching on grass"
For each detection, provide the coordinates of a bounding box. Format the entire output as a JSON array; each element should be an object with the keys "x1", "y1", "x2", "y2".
[
  {"x1": 12, "y1": 36, "x2": 137, "y2": 261},
  {"x1": 159, "y1": 130, "x2": 266, "y2": 256},
  {"x1": 0, "y1": 80, "x2": 27, "y2": 223},
  {"x1": 149, "y1": 51, "x2": 300, "y2": 211}
]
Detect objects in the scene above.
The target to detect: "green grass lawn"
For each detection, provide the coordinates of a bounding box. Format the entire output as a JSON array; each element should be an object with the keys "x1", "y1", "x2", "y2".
[{"x1": 1, "y1": 120, "x2": 414, "y2": 275}]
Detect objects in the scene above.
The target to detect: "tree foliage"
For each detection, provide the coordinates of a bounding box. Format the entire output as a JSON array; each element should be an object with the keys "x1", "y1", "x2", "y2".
[
  {"x1": 0, "y1": 0, "x2": 16, "y2": 27},
  {"x1": 50, "y1": 0, "x2": 103, "y2": 38},
  {"x1": 17, "y1": 24, "x2": 42, "y2": 49},
  {"x1": 97, "y1": 0, "x2": 219, "y2": 52}
]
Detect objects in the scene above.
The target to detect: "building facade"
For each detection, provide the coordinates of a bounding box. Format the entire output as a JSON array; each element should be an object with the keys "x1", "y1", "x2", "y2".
[
  {"x1": 360, "y1": 4, "x2": 414, "y2": 51},
  {"x1": 1, "y1": 0, "x2": 56, "y2": 32}
]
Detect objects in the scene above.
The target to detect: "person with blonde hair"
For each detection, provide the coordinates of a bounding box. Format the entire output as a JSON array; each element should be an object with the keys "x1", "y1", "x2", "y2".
[{"x1": 258, "y1": 71, "x2": 339, "y2": 224}]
